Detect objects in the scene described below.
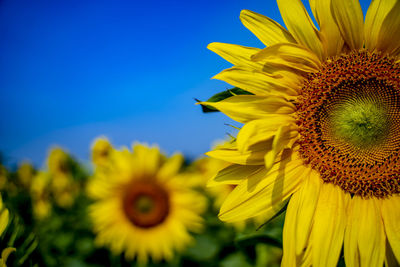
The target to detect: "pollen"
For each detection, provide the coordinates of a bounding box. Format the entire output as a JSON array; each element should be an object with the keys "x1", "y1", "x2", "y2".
[{"x1": 296, "y1": 50, "x2": 400, "y2": 198}]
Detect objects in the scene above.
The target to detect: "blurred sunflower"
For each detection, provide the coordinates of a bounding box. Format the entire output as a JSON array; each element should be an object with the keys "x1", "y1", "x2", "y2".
[
  {"x1": 91, "y1": 137, "x2": 113, "y2": 168},
  {"x1": 0, "y1": 194, "x2": 14, "y2": 267},
  {"x1": 88, "y1": 143, "x2": 206, "y2": 264},
  {"x1": 47, "y1": 147, "x2": 78, "y2": 208},
  {"x1": 0, "y1": 194, "x2": 9, "y2": 236},
  {"x1": 17, "y1": 162, "x2": 35, "y2": 189},
  {"x1": 203, "y1": 0, "x2": 400, "y2": 266},
  {"x1": 30, "y1": 172, "x2": 52, "y2": 219}
]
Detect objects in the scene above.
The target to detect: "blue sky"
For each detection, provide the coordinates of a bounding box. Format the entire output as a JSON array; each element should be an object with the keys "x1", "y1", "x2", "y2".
[{"x1": 0, "y1": 0, "x2": 371, "y2": 167}]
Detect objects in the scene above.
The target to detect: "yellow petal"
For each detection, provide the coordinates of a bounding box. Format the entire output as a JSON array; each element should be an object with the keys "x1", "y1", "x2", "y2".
[
  {"x1": 236, "y1": 116, "x2": 297, "y2": 153},
  {"x1": 282, "y1": 171, "x2": 321, "y2": 267},
  {"x1": 309, "y1": 0, "x2": 344, "y2": 57},
  {"x1": 240, "y1": 9, "x2": 296, "y2": 46},
  {"x1": 385, "y1": 239, "x2": 399, "y2": 267},
  {"x1": 157, "y1": 153, "x2": 183, "y2": 179},
  {"x1": 199, "y1": 95, "x2": 296, "y2": 123},
  {"x1": 380, "y1": 195, "x2": 400, "y2": 263},
  {"x1": 282, "y1": 193, "x2": 298, "y2": 267},
  {"x1": 364, "y1": 0, "x2": 397, "y2": 50},
  {"x1": 376, "y1": 1, "x2": 400, "y2": 55},
  {"x1": 208, "y1": 164, "x2": 263, "y2": 186},
  {"x1": 0, "y1": 209, "x2": 8, "y2": 236},
  {"x1": 331, "y1": 0, "x2": 364, "y2": 50},
  {"x1": 207, "y1": 42, "x2": 262, "y2": 69},
  {"x1": 213, "y1": 67, "x2": 299, "y2": 97},
  {"x1": 344, "y1": 196, "x2": 386, "y2": 267},
  {"x1": 132, "y1": 143, "x2": 161, "y2": 175},
  {"x1": 219, "y1": 153, "x2": 307, "y2": 222},
  {"x1": 294, "y1": 171, "x2": 322, "y2": 255},
  {"x1": 252, "y1": 43, "x2": 321, "y2": 73},
  {"x1": 206, "y1": 141, "x2": 268, "y2": 166},
  {"x1": 264, "y1": 124, "x2": 299, "y2": 171},
  {"x1": 311, "y1": 183, "x2": 350, "y2": 267},
  {"x1": 277, "y1": 0, "x2": 324, "y2": 59}
]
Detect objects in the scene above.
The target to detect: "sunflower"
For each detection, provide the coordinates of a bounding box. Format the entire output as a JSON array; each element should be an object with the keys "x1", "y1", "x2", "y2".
[
  {"x1": 17, "y1": 162, "x2": 35, "y2": 189},
  {"x1": 203, "y1": 1, "x2": 400, "y2": 266},
  {"x1": 88, "y1": 143, "x2": 206, "y2": 264},
  {"x1": 91, "y1": 137, "x2": 113, "y2": 168}
]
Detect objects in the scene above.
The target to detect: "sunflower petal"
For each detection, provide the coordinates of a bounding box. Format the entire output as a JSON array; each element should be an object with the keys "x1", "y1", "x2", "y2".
[
  {"x1": 219, "y1": 152, "x2": 307, "y2": 222},
  {"x1": 157, "y1": 153, "x2": 183, "y2": 179},
  {"x1": 132, "y1": 144, "x2": 161, "y2": 175},
  {"x1": 385, "y1": 239, "x2": 399, "y2": 267},
  {"x1": 309, "y1": 0, "x2": 344, "y2": 57},
  {"x1": 264, "y1": 124, "x2": 299, "y2": 171},
  {"x1": 344, "y1": 197, "x2": 386, "y2": 267},
  {"x1": 199, "y1": 95, "x2": 296, "y2": 123},
  {"x1": 376, "y1": 1, "x2": 400, "y2": 55},
  {"x1": 282, "y1": 171, "x2": 320, "y2": 267},
  {"x1": 277, "y1": 0, "x2": 324, "y2": 59},
  {"x1": 380, "y1": 195, "x2": 400, "y2": 263},
  {"x1": 207, "y1": 42, "x2": 262, "y2": 69},
  {"x1": 364, "y1": 0, "x2": 397, "y2": 51},
  {"x1": 236, "y1": 116, "x2": 296, "y2": 153},
  {"x1": 311, "y1": 183, "x2": 350, "y2": 267},
  {"x1": 213, "y1": 67, "x2": 299, "y2": 97},
  {"x1": 208, "y1": 164, "x2": 263, "y2": 186},
  {"x1": 252, "y1": 43, "x2": 321, "y2": 72},
  {"x1": 282, "y1": 192, "x2": 299, "y2": 267},
  {"x1": 206, "y1": 142, "x2": 268, "y2": 166},
  {"x1": 294, "y1": 171, "x2": 321, "y2": 255},
  {"x1": 240, "y1": 9, "x2": 296, "y2": 46},
  {"x1": 331, "y1": 0, "x2": 364, "y2": 50},
  {"x1": 0, "y1": 209, "x2": 9, "y2": 236}
]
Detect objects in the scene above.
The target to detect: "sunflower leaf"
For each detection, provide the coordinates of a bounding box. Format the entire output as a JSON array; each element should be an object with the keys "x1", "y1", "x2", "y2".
[
  {"x1": 196, "y1": 87, "x2": 253, "y2": 113},
  {"x1": 235, "y1": 233, "x2": 282, "y2": 249}
]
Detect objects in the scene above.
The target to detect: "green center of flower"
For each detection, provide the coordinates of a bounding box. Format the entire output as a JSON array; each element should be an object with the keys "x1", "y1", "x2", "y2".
[
  {"x1": 134, "y1": 195, "x2": 154, "y2": 214},
  {"x1": 296, "y1": 50, "x2": 400, "y2": 198},
  {"x1": 331, "y1": 101, "x2": 389, "y2": 148}
]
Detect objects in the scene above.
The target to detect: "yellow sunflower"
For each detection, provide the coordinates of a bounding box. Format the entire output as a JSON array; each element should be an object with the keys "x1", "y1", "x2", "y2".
[
  {"x1": 17, "y1": 162, "x2": 35, "y2": 189},
  {"x1": 203, "y1": 1, "x2": 400, "y2": 266},
  {"x1": 88, "y1": 143, "x2": 206, "y2": 264},
  {"x1": 91, "y1": 136, "x2": 113, "y2": 168}
]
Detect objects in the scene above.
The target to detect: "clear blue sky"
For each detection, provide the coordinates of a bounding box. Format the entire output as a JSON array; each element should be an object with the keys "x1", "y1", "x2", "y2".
[{"x1": 0, "y1": 0, "x2": 371, "y2": 167}]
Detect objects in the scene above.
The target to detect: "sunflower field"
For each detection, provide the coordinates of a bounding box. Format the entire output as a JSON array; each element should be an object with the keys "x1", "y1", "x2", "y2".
[{"x1": 0, "y1": 140, "x2": 285, "y2": 266}]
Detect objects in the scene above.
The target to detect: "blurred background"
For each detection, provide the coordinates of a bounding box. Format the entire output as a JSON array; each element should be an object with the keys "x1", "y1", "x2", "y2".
[{"x1": 0, "y1": 0, "x2": 372, "y2": 167}]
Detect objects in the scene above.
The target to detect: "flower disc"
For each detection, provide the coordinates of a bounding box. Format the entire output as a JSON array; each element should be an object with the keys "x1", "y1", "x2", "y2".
[
  {"x1": 297, "y1": 51, "x2": 400, "y2": 198},
  {"x1": 123, "y1": 180, "x2": 170, "y2": 228}
]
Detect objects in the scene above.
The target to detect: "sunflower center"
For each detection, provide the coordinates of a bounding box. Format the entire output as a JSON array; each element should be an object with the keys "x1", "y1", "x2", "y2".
[
  {"x1": 296, "y1": 50, "x2": 400, "y2": 198},
  {"x1": 331, "y1": 101, "x2": 389, "y2": 148},
  {"x1": 134, "y1": 195, "x2": 154, "y2": 213},
  {"x1": 123, "y1": 180, "x2": 170, "y2": 228}
]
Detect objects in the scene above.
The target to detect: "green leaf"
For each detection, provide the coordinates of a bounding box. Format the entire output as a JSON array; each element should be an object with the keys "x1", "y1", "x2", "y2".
[
  {"x1": 196, "y1": 87, "x2": 253, "y2": 113},
  {"x1": 235, "y1": 233, "x2": 282, "y2": 249},
  {"x1": 184, "y1": 234, "x2": 219, "y2": 261},
  {"x1": 220, "y1": 252, "x2": 253, "y2": 267}
]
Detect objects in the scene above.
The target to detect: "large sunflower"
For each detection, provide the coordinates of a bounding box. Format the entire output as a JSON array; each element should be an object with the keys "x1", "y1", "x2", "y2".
[
  {"x1": 203, "y1": 1, "x2": 400, "y2": 266},
  {"x1": 88, "y1": 142, "x2": 206, "y2": 264}
]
